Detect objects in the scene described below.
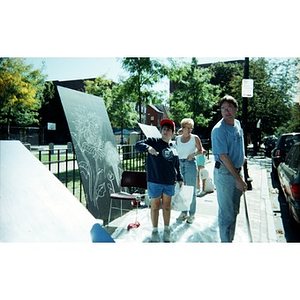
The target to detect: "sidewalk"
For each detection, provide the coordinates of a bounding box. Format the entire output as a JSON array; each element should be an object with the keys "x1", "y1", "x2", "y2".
[{"x1": 107, "y1": 156, "x2": 278, "y2": 243}]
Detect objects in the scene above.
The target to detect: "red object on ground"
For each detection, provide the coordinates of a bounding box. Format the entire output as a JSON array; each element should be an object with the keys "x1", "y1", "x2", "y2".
[
  {"x1": 131, "y1": 200, "x2": 140, "y2": 207},
  {"x1": 127, "y1": 221, "x2": 140, "y2": 230}
]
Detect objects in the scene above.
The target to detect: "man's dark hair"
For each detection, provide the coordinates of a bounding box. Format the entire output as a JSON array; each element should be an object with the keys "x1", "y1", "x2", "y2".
[{"x1": 219, "y1": 95, "x2": 238, "y2": 108}]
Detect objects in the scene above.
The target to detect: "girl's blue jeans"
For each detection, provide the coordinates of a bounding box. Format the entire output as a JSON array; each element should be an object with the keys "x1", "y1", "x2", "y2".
[{"x1": 179, "y1": 159, "x2": 197, "y2": 216}]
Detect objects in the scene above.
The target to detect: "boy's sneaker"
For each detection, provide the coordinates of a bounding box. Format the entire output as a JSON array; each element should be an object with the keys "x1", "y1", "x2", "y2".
[
  {"x1": 197, "y1": 191, "x2": 207, "y2": 197},
  {"x1": 186, "y1": 215, "x2": 195, "y2": 224},
  {"x1": 163, "y1": 228, "x2": 171, "y2": 243},
  {"x1": 176, "y1": 212, "x2": 187, "y2": 222},
  {"x1": 151, "y1": 231, "x2": 160, "y2": 242}
]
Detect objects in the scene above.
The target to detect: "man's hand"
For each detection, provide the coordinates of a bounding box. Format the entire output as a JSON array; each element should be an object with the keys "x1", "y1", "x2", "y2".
[{"x1": 236, "y1": 177, "x2": 247, "y2": 192}]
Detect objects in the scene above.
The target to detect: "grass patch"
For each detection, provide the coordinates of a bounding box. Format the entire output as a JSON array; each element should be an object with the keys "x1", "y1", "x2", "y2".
[
  {"x1": 54, "y1": 169, "x2": 86, "y2": 207},
  {"x1": 35, "y1": 152, "x2": 75, "y2": 163}
]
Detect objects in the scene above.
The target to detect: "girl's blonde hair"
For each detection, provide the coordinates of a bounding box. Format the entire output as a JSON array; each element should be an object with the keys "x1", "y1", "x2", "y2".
[{"x1": 180, "y1": 118, "x2": 194, "y2": 128}]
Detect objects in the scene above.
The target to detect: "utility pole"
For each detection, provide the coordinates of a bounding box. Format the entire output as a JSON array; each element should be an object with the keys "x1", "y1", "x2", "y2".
[{"x1": 242, "y1": 57, "x2": 253, "y2": 190}]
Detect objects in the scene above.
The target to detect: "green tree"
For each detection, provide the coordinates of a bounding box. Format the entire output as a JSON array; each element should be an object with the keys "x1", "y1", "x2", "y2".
[
  {"x1": 168, "y1": 58, "x2": 221, "y2": 128},
  {"x1": 38, "y1": 81, "x2": 55, "y2": 134},
  {"x1": 121, "y1": 57, "x2": 167, "y2": 122},
  {"x1": 228, "y1": 58, "x2": 299, "y2": 137},
  {"x1": 84, "y1": 75, "x2": 138, "y2": 129},
  {"x1": 279, "y1": 102, "x2": 300, "y2": 133},
  {"x1": 85, "y1": 75, "x2": 114, "y2": 110},
  {"x1": 208, "y1": 61, "x2": 243, "y2": 96},
  {"x1": 0, "y1": 58, "x2": 46, "y2": 138},
  {"x1": 109, "y1": 82, "x2": 139, "y2": 129},
  {"x1": 208, "y1": 58, "x2": 299, "y2": 139}
]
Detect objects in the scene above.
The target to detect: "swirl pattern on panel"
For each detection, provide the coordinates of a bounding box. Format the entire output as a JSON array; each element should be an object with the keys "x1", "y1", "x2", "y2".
[{"x1": 71, "y1": 106, "x2": 122, "y2": 210}]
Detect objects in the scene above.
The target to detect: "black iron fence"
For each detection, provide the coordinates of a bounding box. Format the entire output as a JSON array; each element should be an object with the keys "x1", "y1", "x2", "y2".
[
  {"x1": 36, "y1": 144, "x2": 86, "y2": 205},
  {"x1": 36, "y1": 142, "x2": 210, "y2": 206},
  {"x1": 119, "y1": 145, "x2": 147, "y2": 171},
  {"x1": 36, "y1": 144, "x2": 147, "y2": 206}
]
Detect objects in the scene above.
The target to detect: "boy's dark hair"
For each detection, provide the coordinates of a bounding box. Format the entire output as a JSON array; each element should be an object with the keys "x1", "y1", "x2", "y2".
[
  {"x1": 219, "y1": 95, "x2": 238, "y2": 108},
  {"x1": 162, "y1": 123, "x2": 174, "y2": 132}
]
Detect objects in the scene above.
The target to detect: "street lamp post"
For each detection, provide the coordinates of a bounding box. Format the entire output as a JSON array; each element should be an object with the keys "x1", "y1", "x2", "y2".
[{"x1": 242, "y1": 57, "x2": 253, "y2": 190}]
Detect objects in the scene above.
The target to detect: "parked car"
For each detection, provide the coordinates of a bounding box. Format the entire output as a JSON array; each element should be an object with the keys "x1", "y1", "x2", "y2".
[
  {"x1": 277, "y1": 142, "x2": 300, "y2": 224},
  {"x1": 271, "y1": 133, "x2": 300, "y2": 175}
]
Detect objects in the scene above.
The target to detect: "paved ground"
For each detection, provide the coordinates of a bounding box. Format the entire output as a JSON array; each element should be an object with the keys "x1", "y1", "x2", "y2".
[{"x1": 106, "y1": 155, "x2": 279, "y2": 243}]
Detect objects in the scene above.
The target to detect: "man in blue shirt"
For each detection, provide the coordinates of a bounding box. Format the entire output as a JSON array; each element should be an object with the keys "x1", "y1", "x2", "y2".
[{"x1": 211, "y1": 95, "x2": 247, "y2": 242}]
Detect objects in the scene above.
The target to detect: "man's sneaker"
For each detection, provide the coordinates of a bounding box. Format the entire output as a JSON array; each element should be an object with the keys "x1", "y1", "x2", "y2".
[
  {"x1": 151, "y1": 231, "x2": 160, "y2": 242},
  {"x1": 176, "y1": 212, "x2": 187, "y2": 222},
  {"x1": 163, "y1": 228, "x2": 171, "y2": 243},
  {"x1": 186, "y1": 215, "x2": 195, "y2": 224}
]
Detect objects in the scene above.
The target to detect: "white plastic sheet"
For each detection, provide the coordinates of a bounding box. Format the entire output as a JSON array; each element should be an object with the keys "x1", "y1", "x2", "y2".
[
  {"x1": 111, "y1": 208, "x2": 220, "y2": 243},
  {"x1": 110, "y1": 188, "x2": 250, "y2": 243},
  {"x1": 171, "y1": 184, "x2": 194, "y2": 211}
]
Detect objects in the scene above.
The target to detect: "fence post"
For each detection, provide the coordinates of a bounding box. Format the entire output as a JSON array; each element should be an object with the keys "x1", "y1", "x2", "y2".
[
  {"x1": 49, "y1": 142, "x2": 54, "y2": 155},
  {"x1": 65, "y1": 148, "x2": 68, "y2": 187},
  {"x1": 57, "y1": 149, "x2": 60, "y2": 180},
  {"x1": 67, "y1": 142, "x2": 73, "y2": 154}
]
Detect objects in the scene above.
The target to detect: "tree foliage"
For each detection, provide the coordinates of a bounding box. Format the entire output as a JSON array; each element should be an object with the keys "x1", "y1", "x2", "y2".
[
  {"x1": 209, "y1": 60, "x2": 242, "y2": 95},
  {"x1": 121, "y1": 58, "x2": 167, "y2": 122},
  {"x1": 0, "y1": 58, "x2": 46, "y2": 137},
  {"x1": 109, "y1": 82, "x2": 138, "y2": 129},
  {"x1": 284, "y1": 103, "x2": 300, "y2": 133},
  {"x1": 84, "y1": 75, "x2": 138, "y2": 129},
  {"x1": 85, "y1": 75, "x2": 114, "y2": 110},
  {"x1": 208, "y1": 58, "x2": 300, "y2": 138},
  {"x1": 85, "y1": 58, "x2": 168, "y2": 130},
  {"x1": 168, "y1": 58, "x2": 221, "y2": 127}
]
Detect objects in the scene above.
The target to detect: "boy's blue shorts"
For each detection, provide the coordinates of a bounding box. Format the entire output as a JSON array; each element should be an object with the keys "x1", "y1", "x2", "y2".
[{"x1": 148, "y1": 182, "x2": 175, "y2": 198}]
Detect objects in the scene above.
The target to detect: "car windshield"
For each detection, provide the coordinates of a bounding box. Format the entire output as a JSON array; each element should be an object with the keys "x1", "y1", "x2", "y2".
[
  {"x1": 281, "y1": 134, "x2": 300, "y2": 150},
  {"x1": 286, "y1": 145, "x2": 300, "y2": 171}
]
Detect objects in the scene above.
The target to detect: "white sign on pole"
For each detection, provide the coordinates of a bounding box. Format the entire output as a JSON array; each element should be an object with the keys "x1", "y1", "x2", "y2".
[{"x1": 242, "y1": 79, "x2": 254, "y2": 98}]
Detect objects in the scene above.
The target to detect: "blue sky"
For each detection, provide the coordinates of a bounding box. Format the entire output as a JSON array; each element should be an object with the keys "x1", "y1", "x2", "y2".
[
  {"x1": 24, "y1": 57, "x2": 244, "y2": 99},
  {"x1": 24, "y1": 57, "x2": 244, "y2": 82},
  {"x1": 25, "y1": 57, "x2": 125, "y2": 82}
]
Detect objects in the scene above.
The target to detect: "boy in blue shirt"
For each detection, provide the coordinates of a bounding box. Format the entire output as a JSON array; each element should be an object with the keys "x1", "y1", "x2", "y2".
[{"x1": 135, "y1": 119, "x2": 183, "y2": 242}]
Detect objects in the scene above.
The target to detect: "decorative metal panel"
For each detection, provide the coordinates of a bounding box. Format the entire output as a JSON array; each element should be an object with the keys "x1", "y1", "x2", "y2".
[{"x1": 58, "y1": 86, "x2": 122, "y2": 222}]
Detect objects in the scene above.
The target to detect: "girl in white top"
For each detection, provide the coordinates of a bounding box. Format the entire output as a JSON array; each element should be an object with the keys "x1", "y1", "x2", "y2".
[{"x1": 175, "y1": 118, "x2": 203, "y2": 224}]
